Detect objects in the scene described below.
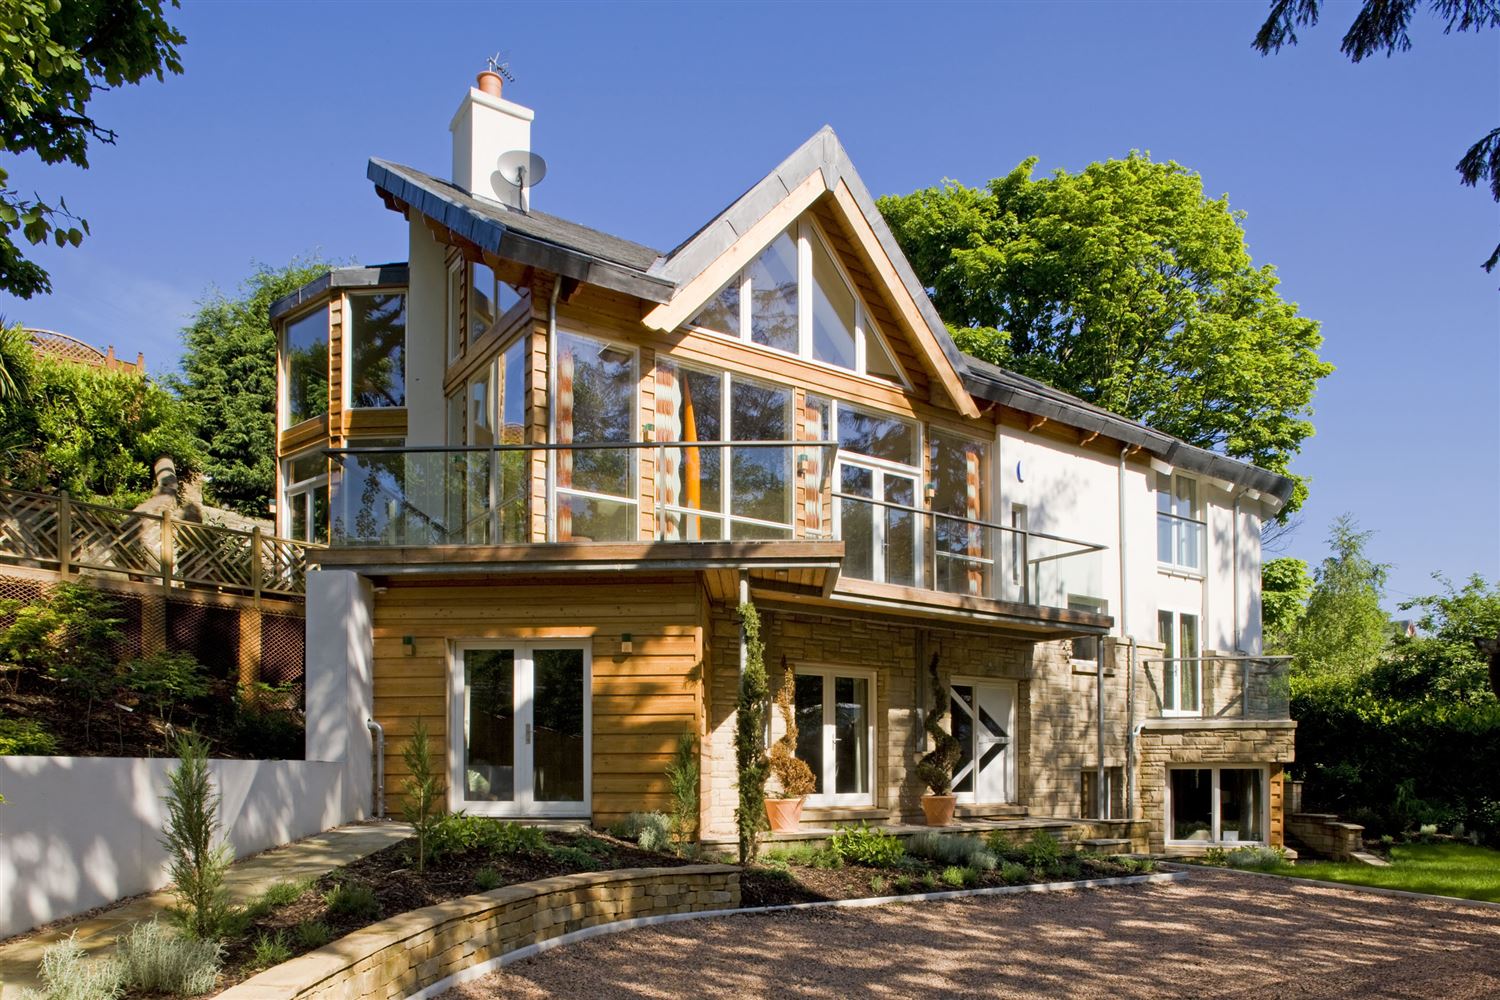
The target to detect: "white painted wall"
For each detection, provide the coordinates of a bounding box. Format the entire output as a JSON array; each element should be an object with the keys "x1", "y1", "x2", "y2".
[
  {"x1": 305, "y1": 569, "x2": 376, "y2": 821},
  {"x1": 449, "y1": 89, "x2": 533, "y2": 208},
  {"x1": 404, "y1": 217, "x2": 448, "y2": 448},
  {"x1": 0, "y1": 757, "x2": 350, "y2": 937}
]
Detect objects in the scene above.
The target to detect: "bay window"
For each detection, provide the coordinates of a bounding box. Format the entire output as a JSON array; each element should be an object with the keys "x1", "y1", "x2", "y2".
[
  {"x1": 346, "y1": 292, "x2": 407, "y2": 408},
  {"x1": 554, "y1": 331, "x2": 636, "y2": 542},
  {"x1": 1157, "y1": 472, "x2": 1203, "y2": 572},
  {"x1": 1168, "y1": 767, "x2": 1266, "y2": 844},
  {"x1": 283, "y1": 305, "x2": 328, "y2": 426},
  {"x1": 792, "y1": 666, "x2": 874, "y2": 805},
  {"x1": 282, "y1": 451, "x2": 328, "y2": 544}
]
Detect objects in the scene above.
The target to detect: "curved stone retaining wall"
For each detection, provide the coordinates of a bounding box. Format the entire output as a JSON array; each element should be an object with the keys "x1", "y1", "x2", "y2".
[{"x1": 216, "y1": 865, "x2": 740, "y2": 1000}]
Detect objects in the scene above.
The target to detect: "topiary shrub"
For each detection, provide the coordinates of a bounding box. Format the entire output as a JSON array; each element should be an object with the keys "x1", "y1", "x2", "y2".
[
  {"x1": 768, "y1": 656, "x2": 815, "y2": 800},
  {"x1": 735, "y1": 601, "x2": 770, "y2": 863},
  {"x1": 915, "y1": 653, "x2": 960, "y2": 795}
]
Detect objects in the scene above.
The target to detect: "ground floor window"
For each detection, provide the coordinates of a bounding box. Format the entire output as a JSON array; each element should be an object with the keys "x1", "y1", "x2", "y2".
[
  {"x1": 282, "y1": 450, "x2": 328, "y2": 543},
  {"x1": 793, "y1": 666, "x2": 874, "y2": 805},
  {"x1": 1168, "y1": 766, "x2": 1265, "y2": 845},
  {"x1": 1080, "y1": 766, "x2": 1123, "y2": 819}
]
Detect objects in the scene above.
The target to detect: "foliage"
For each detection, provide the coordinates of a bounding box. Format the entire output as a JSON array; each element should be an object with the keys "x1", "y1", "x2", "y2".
[
  {"x1": 1201, "y1": 846, "x2": 1230, "y2": 867},
  {"x1": 160, "y1": 732, "x2": 233, "y2": 940},
  {"x1": 170, "y1": 260, "x2": 330, "y2": 515},
  {"x1": 1257, "y1": 841, "x2": 1500, "y2": 903},
  {"x1": 427, "y1": 814, "x2": 546, "y2": 860},
  {"x1": 1023, "y1": 830, "x2": 1062, "y2": 872},
  {"x1": 114, "y1": 918, "x2": 222, "y2": 997},
  {"x1": 255, "y1": 879, "x2": 311, "y2": 911},
  {"x1": 400, "y1": 718, "x2": 444, "y2": 872},
  {"x1": 226, "y1": 686, "x2": 303, "y2": 760},
  {"x1": 0, "y1": 715, "x2": 57, "y2": 754},
  {"x1": 830, "y1": 823, "x2": 907, "y2": 867},
  {"x1": 879, "y1": 155, "x2": 1330, "y2": 512},
  {"x1": 1290, "y1": 516, "x2": 1390, "y2": 685},
  {"x1": 734, "y1": 601, "x2": 769, "y2": 863},
  {"x1": 998, "y1": 861, "x2": 1028, "y2": 885},
  {"x1": 666, "y1": 729, "x2": 701, "y2": 846},
  {"x1": 915, "y1": 653, "x2": 961, "y2": 795},
  {"x1": 249, "y1": 931, "x2": 290, "y2": 969},
  {"x1": 0, "y1": 580, "x2": 121, "y2": 709},
  {"x1": 291, "y1": 921, "x2": 331, "y2": 951},
  {"x1": 321, "y1": 880, "x2": 380, "y2": 921},
  {"x1": 767, "y1": 657, "x2": 815, "y2": 799},
  {"x1": 762, "y1": 843, "x2": 843, "y2": 870},
  {"x1": 1252, "y1": 0, "x2": 1500, "y2": 273},
  {"x1": 546, "y1": 844, "x2": 599, "y2": 870},
  {"x1": 939, "y1": 865, "x2": 976, "y2": 888},
  {"x1": 1261, "y1": 557, "x2": 1312, "y2": 653},
  {"x1": 1372, "y1": 575, "x2": 1500, "y2": 703},
  {"x1": 0, "y1": 0, "x2": 185, "y2": 298},
  {"x1": 124, "y1": 651, "x2": 209, "y2": 725},
  {"x1": 27, "y1": 933, "x2": 123, "y2": 1000},
  {"x1": 474, "y1": 867, "x2": 501, "y2": 892},
  {"x1": 607, "y1": 810, "x2": 674, "y2": 852},
  {"x1": 905, "y1": 831, "x2": 998, "y2": 871},
  {"x1": 1225, "y1": 845, "x2": 1287, "y2": 870},
  {"x1": 0, "y1": 337, "x2": 200, "y2": 506}
]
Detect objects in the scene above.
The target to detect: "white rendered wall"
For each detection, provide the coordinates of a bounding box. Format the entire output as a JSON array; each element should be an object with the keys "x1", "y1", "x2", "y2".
[
  {"x1": 0, "y1": 757, "x2": 350, "y2": 937},
  {"x1": 305, "y1": 569, "x2": 376, "y2": 820},
  {"x1": 404, "y1": 216, "x2": 447, "y2": 448}
]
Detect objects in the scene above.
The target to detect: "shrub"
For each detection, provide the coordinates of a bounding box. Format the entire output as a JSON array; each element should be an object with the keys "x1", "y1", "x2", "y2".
[
  {"x1": 257, "y1": 879, "x2": 310, "y2": 910},
  {"x1": 1226, "y1": 845, "x2": 1287, "y2": 870},
  {"x1": 984, "y1": 830, "x2": 1027, "y2": 864},
  {"x1": 226, "y1": 686, "x2": 303, "y2": 760},
  {"x1": 401, "y1": 719, "x2": 444, "y2": 872},
  {"x1": 763, "y1": 844, "x2": 842, "y2": 869},
  {"x1": 322, "y1": 881, "x2": 380, "y2": 921},
  {"x1": 915, "y1": 653, "x2": 961, "y2": 795},
  {"x1": 30, "y1": 934, "x2": 124, "y2": 1000},
  {"x1": 830, "y1": 823, "x2": 906, "y2": 867},
  {"x1": 919, "y1": 871, "x2": 939, "y2": 890},
  {"x1": 999, "y1": 862, "x2": 1028, "y2": 884},
  {"x1": 123, "y1": 652, "x2": 209, "y2": 726},
  {"x1": 906, "y1": 831, "x2": 998, "y2": 871},
  {"x1": 734, "y1": 601, "x2": 770, "y2": 863},
  {"x1": 767, "y1": 659, "x2": 816, "y2": 799},
  {"x1": 869, "y1": 875, "x2": 889, "y2": 894},
  {"x1": 115, "y1": 919, "x2": 221, "y2": 996},
  {"x1": 429, "y1": 814, "x2": 546, "y2": 859},
  {"x1": 0, "y1": 716, "x2": 58, "y2": 755},
  {"x1": 0, "y1": 583, "x2": 123, "y2": 744},
  {"x1": 608, "y1": 811, "x2": 673, "y2": 852},
  {"x1": 474, "y1": 868, "x2": 501, "y2": 891},
  {"x1": 547, "y1": 845, "x2": 598, "y2": 870},
  {"x1": 292, "y1": 921, "x2": 332, "y2": 951},
  {"x1": 1024, "y1": 830, "x2": 1061, "y2": 871},
  {"x1": 250, "y1": 931, "x2": 291, "y2": 969},
  {"x1": 939, "y1": 866, "x2": 969, "y2": 888},
  {"x1": 1200, "y1": 847, "x2": 1230, "y2": 867},
  {"x1": 667, "y1": 729, "x2": 701, "y2": 847},
  {"x1": 160, "y1": 732, "x2": 233, "y2": 940}
]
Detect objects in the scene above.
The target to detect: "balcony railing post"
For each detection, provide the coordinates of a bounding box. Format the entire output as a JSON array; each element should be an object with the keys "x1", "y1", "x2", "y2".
[{"x1": 56, "y1": 490, "x2": 71, "y2": 575}]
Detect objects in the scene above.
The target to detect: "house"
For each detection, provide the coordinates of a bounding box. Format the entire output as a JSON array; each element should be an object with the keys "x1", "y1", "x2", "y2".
[{"x1": 278, "y1": 72, "x2": 1294, "y2": 855}]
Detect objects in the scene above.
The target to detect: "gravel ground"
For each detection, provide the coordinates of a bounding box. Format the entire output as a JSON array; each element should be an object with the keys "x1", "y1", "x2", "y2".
[{"x1": 444, "y1": 868, "x2": 1500, "y2": 999}]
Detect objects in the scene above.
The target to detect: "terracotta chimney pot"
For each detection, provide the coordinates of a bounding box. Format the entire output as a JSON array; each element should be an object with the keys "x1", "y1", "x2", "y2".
[{"x1": 476, "y1": 70, "x2": 503, "y2": 97}]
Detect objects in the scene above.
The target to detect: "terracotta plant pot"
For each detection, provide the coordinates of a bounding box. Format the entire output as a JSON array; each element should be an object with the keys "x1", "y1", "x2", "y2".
[
  {"x1": 921, "y1": 793, "x2": 958, "y2": 827},
  {"x1": 765, "y1": 795, "x2": 805, "y2": 833}
]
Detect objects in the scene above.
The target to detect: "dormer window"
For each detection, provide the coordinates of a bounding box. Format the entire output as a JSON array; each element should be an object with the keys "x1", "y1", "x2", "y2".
[{"x1": 690, "y1": 218, "x2": 906, "y2": 386}]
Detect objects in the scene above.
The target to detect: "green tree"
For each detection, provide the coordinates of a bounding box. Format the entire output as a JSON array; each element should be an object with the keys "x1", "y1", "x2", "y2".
[
  {"x1": 172, "y1": 260, "x2": 328, "y2": 516},
  {"x1": 1262, "y1": 556, "x2": 1313, "y2": 653},
  {"x1": 161, "y1": 731, "x2": 233, "y2": 940},
  {"x1": 0, "y1": 333, "x2": 200, "y2": 505},
  {"x1": 0, "y1": 0, "x2": 186, "y2": 298},
  {"x1": 734, "y1": 601, "x2": 769, "y2": 863},
  {"x1": 1252, "y1": 0, "x2": 1500, "y2": 273},
  {"x1": 879, "y1": 155, "x2": 1331, "y2": 512},
  {"x1": 1371, "y1": 575, "x2": 1500, "y2": 703},
  {"x1": 1291, "y1": 515, "x2": 1390, "y2": 684}
]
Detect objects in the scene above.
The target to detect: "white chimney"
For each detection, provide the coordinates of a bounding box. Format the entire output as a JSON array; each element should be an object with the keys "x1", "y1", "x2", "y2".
[{"x1": 449, "y1": 71, "x2": 533, "y2": 210}]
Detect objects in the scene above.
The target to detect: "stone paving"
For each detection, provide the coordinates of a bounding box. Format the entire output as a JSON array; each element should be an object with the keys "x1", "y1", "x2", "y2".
[{"x1": 0, "y1": 822, "x2": 409, "y2": 999}]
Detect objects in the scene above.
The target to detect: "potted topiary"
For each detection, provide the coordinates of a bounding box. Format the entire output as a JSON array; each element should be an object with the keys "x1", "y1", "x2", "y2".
[
  {"x1": 915, "y1": 653, "x2": 961, "y2": 826},
  {"x1": 766, "y1": 656, "x2": 816, "y2": 832}
]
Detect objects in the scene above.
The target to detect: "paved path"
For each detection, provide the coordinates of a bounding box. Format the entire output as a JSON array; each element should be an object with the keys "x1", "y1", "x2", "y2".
[
  {"x1": 449, "y1": 867, "x2": 1500, "y2": 999},
  {"x1": 0, "y1": 822, "x2": 409, "y2": 999}
]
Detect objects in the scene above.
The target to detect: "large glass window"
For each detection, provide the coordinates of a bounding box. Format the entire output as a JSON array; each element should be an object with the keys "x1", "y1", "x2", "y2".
[
  {"x1": 836, "y1": 403, "x2": 921, "y2": 586},
  {"x1": 838, "y1": 405, "x2": 917, "y2": 467},
  {"x1": 1169, "y1": 767, "x2": 1266, "y2": 845},
  {"x1": 748, "y1": 229, "x2": 800, "y2": 353},
  {"x1": 809, "y1": 228, "x2": 856, "y2": 369},
  {"x1": 1158, "y1": 609, "x2": 1202, "y2": 715},
  {"x1": 1157, "y1": 472, "x2": 1203, "y2": 571},
  {"x1": 791, "y1": 666, "x2": 873, "y2": 805},
  {"x1": 283, "y1": 450, "x2": 328, "y2": 544},
  {"x1": 555, "y1": 331, "x2": 636, "y2": 541},
  {"x1": 347, "y1": 292, "x2": 407, "y2": 408},
  {"x1": 930, "y1": 429, "x2": 991, "y2": 596},
  {"x1": 470, "y1": 260, "x2": 523, "y2": 341},
  {"x1": 458, "y1": 340, "x2": 529, "y2": 543},
  {"x1": 284, "y1": 305, "x2": 328, "y2": 425},
  {"x1": 330, "y1": 437, "x2": 404, "y2": 543}
]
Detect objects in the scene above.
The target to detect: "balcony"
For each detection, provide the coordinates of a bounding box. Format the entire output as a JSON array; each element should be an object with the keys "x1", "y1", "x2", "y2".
[
  {"x1": 1139, "y1": 655, "x2": 1292, "y2": 722},
  {"x1": 324, "y1": 443, "x2": 1110, "y2": 626}
]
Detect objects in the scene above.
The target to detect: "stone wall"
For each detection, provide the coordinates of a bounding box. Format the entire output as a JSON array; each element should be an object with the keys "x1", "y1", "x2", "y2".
[
  {"x1": 217, "y1": 866, "x2": 740, "y2": 1000},
  {"x1": 1137, "y1": 723, "x2": 1296, "y2": 854},
  {"x1": 1286, "y1": 813, "x2": 1365, "y2": 861}
]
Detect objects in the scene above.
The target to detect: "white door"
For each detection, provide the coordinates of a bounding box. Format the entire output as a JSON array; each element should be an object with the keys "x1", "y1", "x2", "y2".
[
  {"x1": 949, "y1": 680, "x2": 1017, "y2": 804},
  {"x1": 449, "y1": 642, "x2": 591, "y2": 817}
]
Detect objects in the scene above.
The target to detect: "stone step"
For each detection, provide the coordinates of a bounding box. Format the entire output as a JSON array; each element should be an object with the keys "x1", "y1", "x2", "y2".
[{"x1": 1080, "y1": 838, "x2": 1133, "y2": 849}]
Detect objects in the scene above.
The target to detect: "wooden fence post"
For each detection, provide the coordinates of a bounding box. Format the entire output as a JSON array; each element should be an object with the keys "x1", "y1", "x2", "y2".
[
  {"x1": 57, "y1": 490, "x2": 71, "y2": 575},
  {"x1": 160, "y1": 509, "x2": 174, "y2": 594},
  {"x1": 250, "y1": 526, "x2": 263, "y2": 608}
]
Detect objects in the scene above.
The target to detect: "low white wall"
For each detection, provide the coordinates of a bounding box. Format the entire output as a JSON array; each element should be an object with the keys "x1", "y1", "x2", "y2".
[{"x1": 0, "y1": 756, "x2": 353, "y2": 937}]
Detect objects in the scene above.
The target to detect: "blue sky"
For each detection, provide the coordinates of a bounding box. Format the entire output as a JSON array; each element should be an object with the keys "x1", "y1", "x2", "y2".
[{"x1": 2, "y1": 1, "x2": 1496, "y2": 607}]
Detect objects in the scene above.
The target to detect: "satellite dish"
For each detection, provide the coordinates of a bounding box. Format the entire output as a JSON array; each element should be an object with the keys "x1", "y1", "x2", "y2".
[{"x1": 496, "y1": 150, "x2": 548, "y2": 188}]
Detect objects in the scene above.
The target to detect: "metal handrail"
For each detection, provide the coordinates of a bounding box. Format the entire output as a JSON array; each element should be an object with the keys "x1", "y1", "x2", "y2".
[
  {"x1": 830, "y1": 489, "x2": 1108, "y2": 553},
  {"x1": 327, "y1": 440, "x2": 839, "y2": 455}
]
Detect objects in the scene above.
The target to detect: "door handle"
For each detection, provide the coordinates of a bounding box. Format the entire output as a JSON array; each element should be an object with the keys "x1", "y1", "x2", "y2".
[{"x1": 525, "y1": 723, "x2": 532, "y2": 745}]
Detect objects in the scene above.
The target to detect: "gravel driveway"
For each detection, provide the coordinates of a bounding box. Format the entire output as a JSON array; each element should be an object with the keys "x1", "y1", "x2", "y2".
[{"x1": 444, "y1": 868, "x2": 1500, "y2": 999}]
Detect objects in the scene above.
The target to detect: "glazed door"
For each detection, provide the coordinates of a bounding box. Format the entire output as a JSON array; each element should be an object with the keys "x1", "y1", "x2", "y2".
[
  {"x1": 949, "y1": 680, "x2": 1017, "y2": 804},
  {"x1": 451, "y1": 643, "x2": 590, "y2": 816}
]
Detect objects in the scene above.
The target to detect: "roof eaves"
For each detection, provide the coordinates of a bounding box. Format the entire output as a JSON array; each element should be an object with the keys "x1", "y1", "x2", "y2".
[{"x1": 268, "y1": 263, "x2": 410, "y2": 323}]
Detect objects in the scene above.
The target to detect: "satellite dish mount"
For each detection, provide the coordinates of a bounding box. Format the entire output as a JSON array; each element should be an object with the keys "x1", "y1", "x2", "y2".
[{"x1": 496, "y1": 149, "x2": 548, "y2": 212}]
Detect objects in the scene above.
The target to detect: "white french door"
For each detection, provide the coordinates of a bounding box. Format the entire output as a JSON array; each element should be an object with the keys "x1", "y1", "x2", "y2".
[
  {"x1": 949, "y1": 679, "x2": 1017, "y2": 804},
  {"x1": 837, "y1": 460, "x2": 920, "y2": 587},
  {"x1": 449, "y1": 641, "x2": 591, "y2": 817}
]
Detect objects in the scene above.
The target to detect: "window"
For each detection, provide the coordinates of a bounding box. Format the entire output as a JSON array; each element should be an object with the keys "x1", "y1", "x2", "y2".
[
  {"x1": 283, "y1": 305, "x2": 329, "y2": 425},
  {"x1": 1081, "y1": 767, "x2": 1123, "y2": 819},
  {"x1": 835, "y1": 404, "x2": 920, "y2": 587},
  {"x1": 791, "y1": 666, "x2": 874, "y2": 805},
  {"x1": 1069, "y1": 597, "x2": 1108, "y2": 663},
  {"x1": 447, "y1": 263, "x2": 463, "y2": 362},
  {"x1": 688, "y1": 217, "x2": 907, "y2": 385},
  {"x1": 554, "y1": 330, "x2": 636, "y2": 542},
  {"x1": 930, "y1": 429, "x2": 991, "y2": 596},
  {"x1": 1007, "y1": 503, "x2": 1029, "y2": 599},
  {"x1": 1157, "y1": 472, "x2": 1203, "y2": 571},
  {"x1": 459, "y1": 339, "x2": 529, "y2": 543},
  {"x1": 347, "y1": 292, "x2": 406, "y2": 408},
  {"x1": 282, "y1": 450, "x2": 328, "y2": 544},
  {"x1": 470, "y1": 260, "x2": 523, "y2": 342},
  {"x1": 655, "y1": 359, "x2": 795, "y2": 540},
  {"x1": 1158, "y1": 609, "x2": 1201, "y2": 715},
  {"x1": 329, "y1": 437, "x2": 404, "y2": 544},
  {"x1": 1168, "y1": 767, "x2": 1266, "y2": 844}
]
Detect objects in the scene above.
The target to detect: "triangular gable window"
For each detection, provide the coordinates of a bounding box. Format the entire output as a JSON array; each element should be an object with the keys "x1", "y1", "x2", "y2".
[{"x1": 685, "y1": 216, "x2": 910, "y2": 388}]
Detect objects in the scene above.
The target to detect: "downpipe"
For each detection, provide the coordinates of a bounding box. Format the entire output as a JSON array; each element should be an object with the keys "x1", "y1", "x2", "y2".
[{"x1": 366, "y1": 718, "x2": 386, "y2": 820}]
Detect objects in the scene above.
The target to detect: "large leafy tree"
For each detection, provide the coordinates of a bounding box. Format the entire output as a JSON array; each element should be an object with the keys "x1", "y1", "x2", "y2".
[
  {"x1": 1252, "y1": 0, "x2": 1500, "y2": 273},
  {"x1": 0, "y1": 0, "x2": 185, "y2": 298},
  {"x1": 171, "y1": 259, "x2": 328, "y2": 517},
  {"x1": 0, "y1": 325, "x2": 199, "y2": 505},
  {"x1": 1373, "y1": 575, "x2": 1500, "y2": 703},
  {"x1": 879, "y1": 154, "x2": 1331, "y2": 512},
  {"x1": 1291, "y1": 515, "x2": 1391, "y2": 684},
  {"x1": 1262, "y1": 556, "x2": 1313, "y2": 653}
]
